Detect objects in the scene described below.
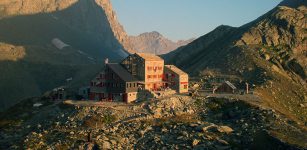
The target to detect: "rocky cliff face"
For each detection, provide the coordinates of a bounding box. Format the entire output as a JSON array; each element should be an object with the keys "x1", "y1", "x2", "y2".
[
  {"x1": 0, "y1": 0, "x2": 78, "y2": 17},
  {"x1": 130, "y1": 31, "x2": 194, "y2": 54},
  {"x1": 97, "y1": 0, "x2": 135, "y2": 53},
  {"x1": 164, "y1": 0, "x2": 307, "y2": 131},
  {"x1": 0, "y1": 0, "x2": 131, "y2": 110}
]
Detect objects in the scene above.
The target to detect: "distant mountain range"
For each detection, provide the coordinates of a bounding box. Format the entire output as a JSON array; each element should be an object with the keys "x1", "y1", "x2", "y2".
[
  {"x1": 129, "y1": 31, "x2": 194, "y2": 54},
  {"x1": 164, "y1": 0, "x2": 307, "y2": 134}
]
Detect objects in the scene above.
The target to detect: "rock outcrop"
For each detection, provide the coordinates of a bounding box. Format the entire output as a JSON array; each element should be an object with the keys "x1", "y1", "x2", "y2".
[
  {"x1": 130, "y1": 31, "x2": 194, "y2": 54},
  {"x1": 97, "y1": 0, "x2": 135, "y2": 53}
]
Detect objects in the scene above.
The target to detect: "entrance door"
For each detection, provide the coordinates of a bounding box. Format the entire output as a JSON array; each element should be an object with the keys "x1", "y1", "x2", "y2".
[
  {"x1": 108, "y1": 93, "x2": 112, "y2": 101},
  {"x1": 123, "y1": 93, "x2": 128, "y2": 103}
]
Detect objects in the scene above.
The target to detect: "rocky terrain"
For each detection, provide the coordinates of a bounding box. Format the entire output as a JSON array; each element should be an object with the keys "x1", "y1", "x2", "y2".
[
  {"x1": 0, "y1": 0, "x2": 132, "y2": 110},
  {"x1": 164, "y1": 0, "x2": 307, "y2": 132},
  {"x1": 129, "y1": 31, "x2": 194, "y2": 54},
  {"x1": 1, "y1": 94, "x2": 306, "y2": 149}
]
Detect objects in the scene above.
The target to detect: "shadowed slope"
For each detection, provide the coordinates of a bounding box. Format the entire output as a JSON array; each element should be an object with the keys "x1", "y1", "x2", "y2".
[{"x1": 0, "y1": 0, "x2": 129, "y2": 111}]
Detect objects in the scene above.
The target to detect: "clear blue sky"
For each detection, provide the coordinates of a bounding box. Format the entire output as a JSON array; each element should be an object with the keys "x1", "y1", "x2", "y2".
[{"x1": 111, "y1": 0, "x2": 282, "y2": 41}]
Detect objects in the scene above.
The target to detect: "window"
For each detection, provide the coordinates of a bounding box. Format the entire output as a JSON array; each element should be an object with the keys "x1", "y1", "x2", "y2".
[
  {"x1": 153, "y1": 75, "x2": 157, "y2": 78},
  {"x1": 153, "y1": 66, "x2": 157, "y2": 72},
  {"x1": 184, "y1": 85, "x2": 188, "y2": 89},
  {"x1": 147, "y1": 75, "x2": 151, "y2": 79}
]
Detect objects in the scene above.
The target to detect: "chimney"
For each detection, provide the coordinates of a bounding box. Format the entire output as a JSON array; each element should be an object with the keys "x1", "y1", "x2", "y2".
[
  {"x1": 104, "y1": 58, "x2": 109, "y2": 65},
  {"x1": 246, "y1": 82, "x2": 249, "y2": 94}
]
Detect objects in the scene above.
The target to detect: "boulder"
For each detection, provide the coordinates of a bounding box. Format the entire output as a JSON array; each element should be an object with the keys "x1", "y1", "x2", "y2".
[
  {"x1": 192, "y1": 139, "x2": 200, "y2": 146},
  {"x1": 102, "y1": 141, "x2": 111, "y2": 149},
  {"x1": 217, "y1": 126, "x2": 233, "y2": 134}
]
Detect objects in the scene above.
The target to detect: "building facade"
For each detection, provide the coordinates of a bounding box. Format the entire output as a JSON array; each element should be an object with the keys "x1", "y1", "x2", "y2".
[
  {"x1": 105, "y1": 63, "x2": 139, "y2": 103},
  {"x1": 89, "y1": 71, "x2": 107, "y2": 100},
  {"x1": 164, "y1": 65, "x2": 189, "y2": 93},
  {"x1": 89, "y1": 53, "x2": 189, "y2": 103},
  {"x1": 122, "y1": 53, "x2": 165, "y2": 91}
]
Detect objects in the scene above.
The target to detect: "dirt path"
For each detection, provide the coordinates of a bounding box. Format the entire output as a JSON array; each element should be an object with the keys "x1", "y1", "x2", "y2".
[{"x1": 63, "y1": 100, "x2": 146, "y2": 114}]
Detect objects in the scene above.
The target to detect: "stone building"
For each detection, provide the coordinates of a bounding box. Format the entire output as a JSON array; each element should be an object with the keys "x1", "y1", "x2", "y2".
[
  {"x1": 105, "y1": 63, "x2": 139, "y2": 103},
  {"x1": 164, "y1": 65, "x2": 189, "y2": 93},
  {"x1": 89, "y1": 64, "x2": 139, "y2": 102},
  {"x1": 89, "y1": 71, "x2": 107, "y2": 101},
  {"x1": 215, "y1": 81, "x2": 237, "y2": 94},
  {"x1": 121, "y1": 53, "x2": 165, "y2": 91},
  {"x1": 89, "y1": 53, "x2": 189, "y2": 103}
]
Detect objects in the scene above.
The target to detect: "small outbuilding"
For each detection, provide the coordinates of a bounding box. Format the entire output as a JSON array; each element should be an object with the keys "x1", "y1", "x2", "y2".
[{"x1": 215, "y1": 81, "x2": 237, "y2": 94}]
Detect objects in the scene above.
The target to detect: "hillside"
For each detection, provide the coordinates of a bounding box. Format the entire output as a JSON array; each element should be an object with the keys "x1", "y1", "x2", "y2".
[
  {"x1": 0, "y1": 0, "x2": 130, "y2": 110},
  {"x1": 164, "y1": 0, "x2": 307, "y2": 133},
  {"x1": 129, "y1": 31, "x2": 194, "y2": 54}
]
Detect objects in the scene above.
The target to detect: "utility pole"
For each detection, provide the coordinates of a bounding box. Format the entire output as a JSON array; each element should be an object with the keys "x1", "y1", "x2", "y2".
[{"x1": 246, "y1": 82, "x2": 249, "y2": 94}]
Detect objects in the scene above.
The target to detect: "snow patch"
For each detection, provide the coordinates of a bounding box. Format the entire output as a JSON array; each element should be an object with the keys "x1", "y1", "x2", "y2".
[
  {"x1": 33, "y1": 103, "x2": 43, "y2": 107},
  {"x1": 52, "y1": 38, "x2": 69, "y2": 50}
]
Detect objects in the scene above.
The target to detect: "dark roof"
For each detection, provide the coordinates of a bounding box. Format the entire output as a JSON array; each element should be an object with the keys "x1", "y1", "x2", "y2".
[
  {"x1": 165, "y1": 65, "x2": 188, "y2": 76},
  {"x1": 135, "y1": 53, "x2": 164, "y2": 61},
  {"x1": 107, "y1": 63, "x2": 139, "y2": 82}
]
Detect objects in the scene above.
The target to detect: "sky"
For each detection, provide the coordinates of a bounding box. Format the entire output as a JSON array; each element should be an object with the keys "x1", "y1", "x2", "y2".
[{"x1": 111, "y1": 0, "x2": 282, "y2": 41}]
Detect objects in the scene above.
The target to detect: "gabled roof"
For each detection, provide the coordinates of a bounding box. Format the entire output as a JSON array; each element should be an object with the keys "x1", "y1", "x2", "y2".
[
  {"x1": 135, "y1": 53, "x2": 164, "y2": 61},
  {"x1": 225, "y1": 81, "x2": 237, "y2": 89},
  {"x1": 165, "y1": 65, "x2": 188, "y2": 76},
  {"x1": 107, "y1": 63, "x2": 139, "y2": 82}
]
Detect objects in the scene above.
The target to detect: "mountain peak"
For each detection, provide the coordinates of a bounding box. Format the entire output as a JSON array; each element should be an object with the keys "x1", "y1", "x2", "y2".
[
  {"x1": 139, "y1": 31, "x2": 162, "y2": 38},
  {"x1": 130, "y1": 31, "x2": 194, "y2": 54}
]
